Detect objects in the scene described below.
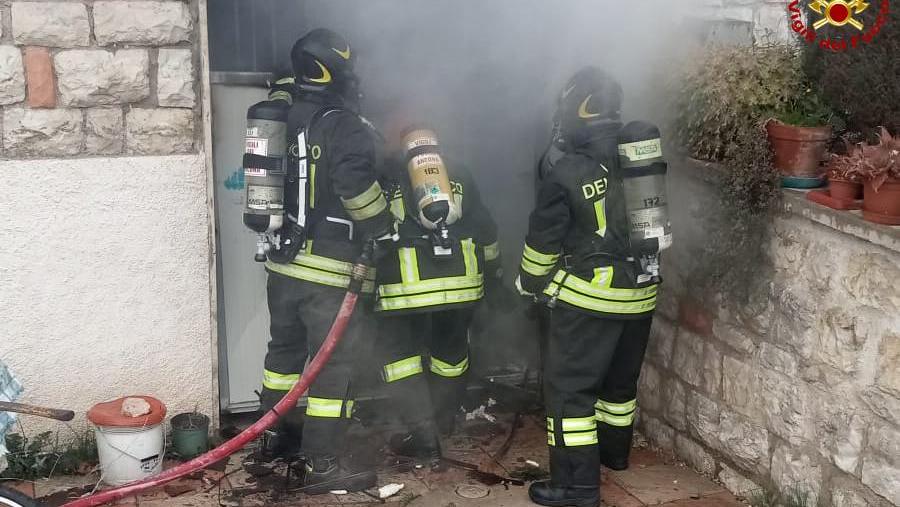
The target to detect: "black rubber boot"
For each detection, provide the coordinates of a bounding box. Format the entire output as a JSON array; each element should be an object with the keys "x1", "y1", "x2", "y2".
[
  {"x1": 528, "y1": 481, "x2": 599, "y2": 507},
  {"x1": 301, "y1": 454, "x2": 376, "y2": 494},
  {"x1": 388, "y1": 424, "x2": 442, "y2": 470},
  {"x1": 597, "y1": 424, "x2": 633, "y2": 471}
]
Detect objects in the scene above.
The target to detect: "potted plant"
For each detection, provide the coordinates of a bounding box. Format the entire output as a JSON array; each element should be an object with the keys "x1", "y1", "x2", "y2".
[
  {"x1": 766, "y1": 86, "x2": 836, "y2": 187},
  {"x1": 859, "y1": 128, "x2": 900, "y2": 225},
  {"x1": 826, "y1": 142, "x2": 864, "y2": 201}
]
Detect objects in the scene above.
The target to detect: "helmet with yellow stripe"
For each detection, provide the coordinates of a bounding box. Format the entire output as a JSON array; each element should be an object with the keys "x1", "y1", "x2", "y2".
[
  {"x1": 291, "y1": 28, "x2": 359, "y2": 98},
  {"x1": 557, "y1": 66, "x2": 623, "y2": 139}
]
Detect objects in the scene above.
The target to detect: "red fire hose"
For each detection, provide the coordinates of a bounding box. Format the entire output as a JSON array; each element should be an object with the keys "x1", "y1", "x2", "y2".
[{"x1": 62, "y1": 249, "x2": 373, "y2": 507}]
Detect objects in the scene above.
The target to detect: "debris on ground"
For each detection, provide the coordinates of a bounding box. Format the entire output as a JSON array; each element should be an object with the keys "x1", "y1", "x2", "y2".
[
  {"x1": 465, "y1": 405, "x2": 496, "y2": 423},
  {"x1": 379, "y1": 482, "x2": 405, "y2": 498}
]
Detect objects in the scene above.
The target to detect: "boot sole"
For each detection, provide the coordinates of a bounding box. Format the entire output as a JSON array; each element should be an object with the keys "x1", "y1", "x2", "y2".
[{"x1": 527, "y1": 492, "x2": 599, "y2": 507}]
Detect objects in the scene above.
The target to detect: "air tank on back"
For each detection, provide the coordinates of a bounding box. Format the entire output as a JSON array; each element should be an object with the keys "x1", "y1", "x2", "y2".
[
  {"x1": 402, "y1": 128, "x2": 461, "y2": 255},
  {"x1": 242, "y1": 89, "x2": 291, "y2": 261},
  {"x1": 617, "y1": 121, "x2": 672, "y2": 262}
]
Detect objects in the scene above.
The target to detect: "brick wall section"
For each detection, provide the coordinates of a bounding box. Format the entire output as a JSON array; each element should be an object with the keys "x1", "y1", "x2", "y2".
[
  {"x1": 638, "y1": 159, "x2": 900, "y2": 507},
  {"x1": 0, "y1": 0, "x2": 199, "y2": 158}
]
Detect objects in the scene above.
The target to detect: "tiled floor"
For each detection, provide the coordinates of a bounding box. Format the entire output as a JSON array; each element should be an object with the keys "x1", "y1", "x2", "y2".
[{"x1": 6, "y1": 411, "x2": 747, "y2": 507}]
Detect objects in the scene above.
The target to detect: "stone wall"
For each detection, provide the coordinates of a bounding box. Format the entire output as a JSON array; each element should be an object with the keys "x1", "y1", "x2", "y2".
[
  {"x1": 694, "y1": 0, "x2": 798, "y2": 43},
  {"x1": 0, "y1": 0, "x2": 198, "y2": 158},
  {"x1": 637, "y1": 159, "x2": 900, "y2": 506}
]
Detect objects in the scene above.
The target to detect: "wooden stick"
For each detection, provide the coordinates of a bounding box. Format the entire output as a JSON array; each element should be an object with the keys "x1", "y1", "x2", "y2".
[{"x1": 0, "y1": 401, "x2": 75, "y2": 421}]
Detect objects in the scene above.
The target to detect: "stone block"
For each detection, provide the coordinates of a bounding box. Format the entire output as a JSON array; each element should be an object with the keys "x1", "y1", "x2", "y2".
[
  {"x1": 647, "y1": 317, "x2": 676, "y2": 369},
  {"x1": 757, "y1": 342, "x2": 798, "y2": 376},
  {"x1": 664, "y1": 379, "x2": 687, "y2": 431},
  {"x1": 687, "y1": 392, "x2": 720, "y2": 450},
  {"x1": 713, "y1": 321, "x2": 758, "y2": 355},
  {"x1": 861, "y1": 455, "x2": 900, "y2": 505},
  {"x1": 862, "y1": 386, "x2": 900, "y2": 424},
  {"x1": 718, "y1": 409, "x2": 769, "y2": 474},
  {"x1": 759, "y1": 368, "x2": 812, "y2": 446},
  {"x1": 770, "y1": 445, "x2": 822, "y2": 505},
  {"x1": 717, "y1": 463, "x2": 762, "y2": 498},
  {"x1": 23, "y1": 47, "x2": 54, "y2": 108},
  {"x1": 11, "y1": 2, "x2": 90, "y2": 47},
  {"x1": 812, "y1": 308, "x2": 874, "y2": 375},
  {"x1": 812, "y1": 393, "x2": 868, "y2": 477},
  {"x1": 637, "y1": 362, "x2": 662, "y2": 415},
  {"x1": 702, "y1": 343, "x2": 723, "y2": 398},
  {"x1": 93, "y1": 1, "x2": 193, "y2": 45},
  {"x1": 770, "y1": 286, "x2": 818, "y2": 361},
  {"x1": 3, "y1": 108, "x2": 82, "y2": 157},
  {"x1": 877, "y1": 334, "x2": 900, "y2": 397},
  {"x1": 832, "y1": 487, "x2": 876, "y2": 507},
  {"x1": 55, "y1": 50, "x2": 150, "y2": 107},
  {"x1": 85, "y1": 108, "x2": 124, "y2": 155},
  {"x1": 866, "y1": 421, "x2": 900, "y2": 466},
  {"x1": 125, "y1": 108, "x2": 194, "y2": 155},
  {"x1": 842, "y1": 253, "x2": 900, "y2": 314},
  {"x1": 722, "y1": 355, "x2": 761, "y2": 421},
  {"x1": 675, "y1": 435, "x2": 715, "y2": 475},
  {"x1": 0, "y1": 45, "x2": 25, "y2": 105},
  {"x1": 673, "y1": 330, "x2": 704, "y2": 387},
  {"x1": 157, "y1": 48, "x2": 194, "y2": 108},
  {"x1": 679, "y1": 298, "x2": 714, "y2": 337},
  {"x1": 638, "y1": 414, "x2": 674, "y2": 452}
]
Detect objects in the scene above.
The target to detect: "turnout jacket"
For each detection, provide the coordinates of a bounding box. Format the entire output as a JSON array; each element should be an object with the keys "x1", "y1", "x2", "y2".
[
  {"x1": 519, "y1": 121, "x2": 658, "y2": 319},
  {"x1": 265, "y1": 92, "x2": 392, "y2": 293},
  {"x1": 375, "y1": 157, "x2": 500, "y2": 314}
]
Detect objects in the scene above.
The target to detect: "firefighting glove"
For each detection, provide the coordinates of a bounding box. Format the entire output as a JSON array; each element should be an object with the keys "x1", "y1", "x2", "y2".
[
  {"x1": 266, "y1": 221, "x2": 306, "y2": 264},
  {"x1": 484, "y1": 270, "x2": 516, "y2": 314}
]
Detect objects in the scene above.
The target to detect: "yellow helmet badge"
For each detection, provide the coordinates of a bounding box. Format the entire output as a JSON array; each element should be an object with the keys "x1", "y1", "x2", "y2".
[
  {"x1": 332, "y1": 46, "x2": 351, "y2": 60},
  {"x1": 307, "y1": 60, "x2": 332, "y2": 84},
  {"x1": 578, "y1": 95, "x2": 601, "y2": 119}
]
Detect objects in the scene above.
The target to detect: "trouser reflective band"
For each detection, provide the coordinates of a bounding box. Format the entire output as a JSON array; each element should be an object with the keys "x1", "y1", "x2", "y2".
[
  {"x1": 430, "y1": 356, "x2": 469, "y2": 378},
  {"x1": 263, "y1": 369, "x2": 300, "y2": 391},
  {"x1": 595, "y1": 399, "x2": 637, "y2": 427},
  {"x1": 383, "y1": 355, "x2": 424, "y2": 383},
  {"x1": 547, "y1": 416, "x2": 598, "y2": 447},
  {"x1": 484, "y1": 241, "x2": 500, "y2": 262},
  {"x1": 306, "y1": 397, "x2": 352, "y2": 418}
]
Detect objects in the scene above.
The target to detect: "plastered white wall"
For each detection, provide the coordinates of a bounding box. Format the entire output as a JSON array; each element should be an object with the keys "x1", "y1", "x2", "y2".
[{"x1": 0, "y1": 154, "x2": 215, "y2": 436}]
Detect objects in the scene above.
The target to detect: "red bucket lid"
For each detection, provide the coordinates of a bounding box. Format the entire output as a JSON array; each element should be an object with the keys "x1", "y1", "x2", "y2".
[{"x1": 87, "y1": 396, "x2": 167, "y2": 427}]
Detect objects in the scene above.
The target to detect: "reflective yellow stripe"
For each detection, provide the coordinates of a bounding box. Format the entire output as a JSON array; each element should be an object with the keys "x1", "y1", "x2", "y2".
[
  {"x1": 483, "y1": 241, "x2": 500, "y2": 262},
  {"x1": 545, "y1": 284, "x2": 657, "y2": 314},
  {"x1": 591, "y1": 266, "x2": 614, "y2": 288},
  {"x1": 383, "y1": 355, "x2": 424, "y2": 382},
  {"x1": 562, "y1": 431, "x2": 598, "y2": 446},
  {"x1": 546, "y1": 418, "x2": 554, "y2": 432},
  {"x1": 378, "y1": 275, "x2": 483, "y2": 297},
  {"x1": 548, "y1": 432, "x2": 556, "y2": 446},
  {"x1": 399, "y1": 248, "x2": 420, "y2": 284},
  {"x1": 306, "y1": 397, "x2": 344, "y2": 418},
  {"x1": 595, "y1": 399, "x2": 637, "y2": 415},
  {"x1": 523, "y1": 243, "x2": 559, "y2": 266},
  {"x1": 430, "y1": 356, "x2": 469, "y2": 378},
  {"x1": 562, "y1": 416, "x2": 597, "y2": 432},
  {"x1": 263, "y1": 370, "x2": 299, "y2": 391},
  {"x1": 274, "y1": 77, "x2": 295, "y2": 85},
  {"x1": 269, "y1": 90, "x2": 292, "y2": 103},
  {"x1": 342, "y1": 181, "x2": 388, "y2": 221},
  {"x1": 345, "y1": 400, "x2": 355, "y2": 418},
  {"x1": 521, "y1": 256, "x2": 554, "y2": 277},
  {"x1": 462, "y1": 238, "x2": 477, "y2": 276},
  {"x1": 594, "y1": 198, "x2": 607, "y2": 237},
  {"x1": 596, "y1": 410, "x2": 635, "y2": 427},
  {"x1": 377, "y1": 286, "x2": 484, "y2": 311},
  {"x1": 309, "y1": 162, "x2": 317, "y2": 209},
  {"x1": 267, "y1": 261, "x2": 375, "y2": 293}
]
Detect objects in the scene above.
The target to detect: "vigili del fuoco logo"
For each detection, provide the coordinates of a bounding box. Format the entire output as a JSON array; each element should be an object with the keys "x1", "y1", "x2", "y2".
[{"x1": 788, "y1": 0, "x2": 891, "y2": 51}]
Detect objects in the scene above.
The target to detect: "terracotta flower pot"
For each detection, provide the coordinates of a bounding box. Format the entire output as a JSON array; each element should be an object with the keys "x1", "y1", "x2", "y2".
[
  {"x1": 766, "y1": 121, "x2": 832, "y2": 177},
  {"x1": 862, "y1": 177, "x2": 900, "y2": 225},
  {"x1": 828, "y1": 177, "x2": 863, "y2": 200}
]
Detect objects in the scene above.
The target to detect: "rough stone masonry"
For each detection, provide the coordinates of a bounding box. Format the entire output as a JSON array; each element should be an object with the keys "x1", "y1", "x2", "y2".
[
  {"x1": 0, "y1": 0, "x2": 199, "y2": 158},
  {"x1": 638, "y1": 159, "x2": 900, "y2": 507}
]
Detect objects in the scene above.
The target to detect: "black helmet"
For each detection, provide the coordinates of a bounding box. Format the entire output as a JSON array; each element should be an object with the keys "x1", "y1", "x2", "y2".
[
  {"x1": 291, "y1": 29, "x2": 358, "y2": 97},
  {"x1": 556, "y1": 66, "x2": 623, "y2": 137}
]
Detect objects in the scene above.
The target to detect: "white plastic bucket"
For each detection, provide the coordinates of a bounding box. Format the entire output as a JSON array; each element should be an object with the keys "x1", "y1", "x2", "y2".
[{"x1": 94, "y1": 423, "x2": 164, "y2": 485}]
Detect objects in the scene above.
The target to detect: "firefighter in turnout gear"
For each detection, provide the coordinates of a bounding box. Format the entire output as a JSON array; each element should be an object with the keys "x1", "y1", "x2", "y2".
[
  {"x1": 518, "y1": 69, "x2": 662, "y2": 507},
  {"x1": 255, "y1": 28, "x2": 392, "y2": 494},
  {"x1": 375, "y1": 122, "x2": 504, "y2": 468}
]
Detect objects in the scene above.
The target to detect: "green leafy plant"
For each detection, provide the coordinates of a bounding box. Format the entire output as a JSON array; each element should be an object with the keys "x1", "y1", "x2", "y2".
[
  {"x1": 769, "y1": 86, "x2": 837, "y2": 128},
  {"x1": 3, "y1": 430, "x2": 97, "y2": 480}
]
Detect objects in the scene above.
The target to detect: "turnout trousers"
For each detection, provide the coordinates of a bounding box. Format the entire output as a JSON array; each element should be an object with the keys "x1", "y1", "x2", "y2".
[
  {"x1": 260, "y1": 271, "x2": 371, "y2": 457},
  {"x1": 378, "y1": 308, "x2": 475, "y2": 431},
  {"x1": 544, "y1": 306, "x2": 652, "y2": 487}
]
